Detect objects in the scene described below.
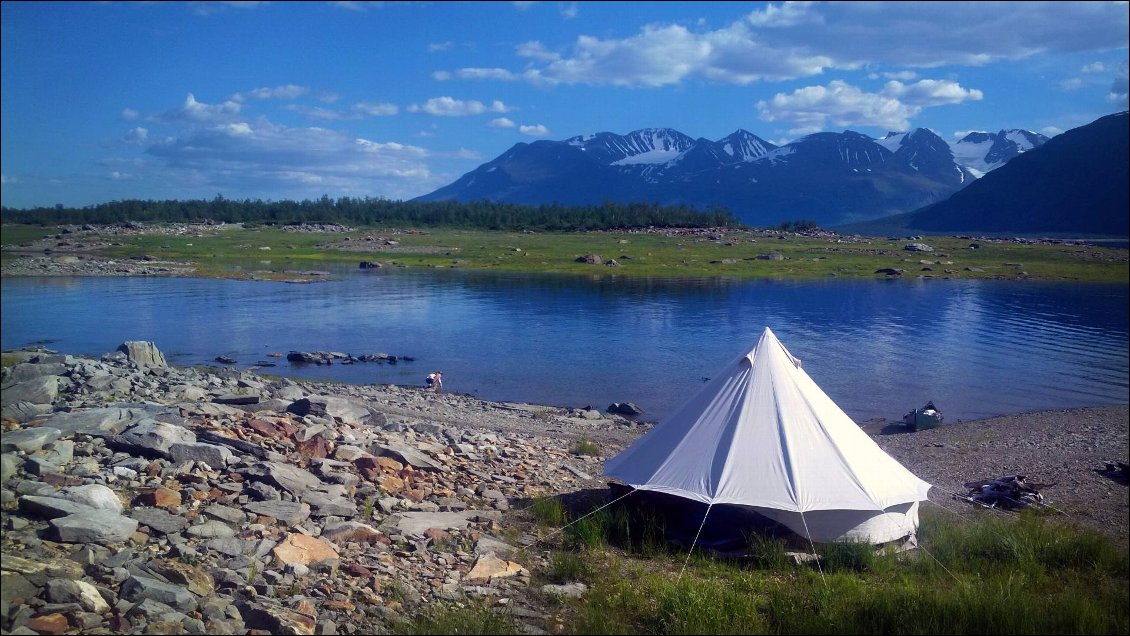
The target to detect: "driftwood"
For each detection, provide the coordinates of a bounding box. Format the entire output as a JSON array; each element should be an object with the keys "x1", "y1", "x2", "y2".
[{"x1": 959, "y1": 474, "x2": 1051, "y2": 509}]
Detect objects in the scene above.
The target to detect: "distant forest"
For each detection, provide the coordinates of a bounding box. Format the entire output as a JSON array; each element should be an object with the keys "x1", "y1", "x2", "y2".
[{"x1": 0, "y1": 196, "x2": 742, "y2": 231}]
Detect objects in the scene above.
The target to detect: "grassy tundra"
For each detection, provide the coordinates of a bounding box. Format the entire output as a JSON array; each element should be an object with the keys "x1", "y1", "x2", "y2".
[{"x1": 2, "y1": 223, "x2": 1126, "y2": 283}]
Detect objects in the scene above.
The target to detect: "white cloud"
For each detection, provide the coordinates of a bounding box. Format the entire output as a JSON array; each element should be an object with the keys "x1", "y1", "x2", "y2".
[
  {"x1": 881, "y1": 79, "x2": 982, "y2": 106},
  {"x1": 560, "y1": 2, "x2": 577, "y2": 19},
  {"x1": 432, "y1": 71, "x2": 453, "y2": 81},
  {"x1": 1081, "y1": 62, "x2": 1106, "y2": 74},
  {"x1": 451, "y1": 2, "x2": 1129, "y2": 88},
  {"x1": 455, "y1": 68, "x2": 520, "y2": 81},
  {"x1": 1, "y1": 174, "x2": 16, "y2": 184},
  {"x1": 1109, "y1": 60, "x2": 1129, "y2": 109},
  {"x1": 123, "y1": 127, "x2": 150, "y2": 144},
  {"x1": 1059, "y1": 77, "x2": 1084, "y2": 91},
  {"x1": 1040, "y1": 126, "x2": 1064, "y2": 137},
  {"x1": 519, "y1": 124, "x2": 549, "y2": 136},
  {"x1": 121, "y1": 108, "x2": 139, "y2": 121},
  {"x1": 428, "y1": 41, "x2": 454, "y2": 52},
  {"x1": 159, "y1": 93, "x2": 242, "y2": 123},
  {"x1": 353, "y1": 101, "x2": 398, "y2": 116},
  {"x1": 512, "y1": 1, "x2": 537, "y2": 9},
  {"x1": 517, "y1": 41, "x2": 560, "y2": 62},
  {"x1": 143, "y1": 119, "x2": 441, "y2": 200},
  {"x1": 328, "y1": 1, "x2": 386, "y2": 11},
  {"x1": 407, "y1": 96, "x2": 510, "y2": 116},
  {"x1": 756, "y1": 79, "x2": 981, "y2": 134},
  {"x1": 233, "y1": 85, "x2": 309, "y2": 102},
  {"x1": 489, "y1": 117, "x2": 516, "y2": 128}
]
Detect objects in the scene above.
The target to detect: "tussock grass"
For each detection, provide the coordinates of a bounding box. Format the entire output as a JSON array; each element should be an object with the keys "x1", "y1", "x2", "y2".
[
  {"x1": 569, "y1": 438, "x2": 602, "y2": 456},
  {"x1": 471, "y1": 500, "x2": 1128, "y2": 635}
]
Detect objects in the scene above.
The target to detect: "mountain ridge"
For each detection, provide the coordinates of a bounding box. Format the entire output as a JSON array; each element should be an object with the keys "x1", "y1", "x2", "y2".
[{"x1": 416, "y1": 123, "x2": 1050, "y2": 228}]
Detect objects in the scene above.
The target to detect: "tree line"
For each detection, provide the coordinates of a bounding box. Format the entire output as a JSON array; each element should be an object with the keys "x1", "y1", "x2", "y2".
[{"x1": 0, "y1": 196, "x2": 742, "y2": 231}]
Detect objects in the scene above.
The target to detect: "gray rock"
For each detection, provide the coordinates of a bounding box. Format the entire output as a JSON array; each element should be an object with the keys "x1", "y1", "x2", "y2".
[
  {"x1": 370, "y1": 441, "x2": 444, "y2": 472},
  {"x1": 19, "y1": 495, "x2": 98, "y2": 519},
  {"x1": 244, "y1": 461, "x2": 325, "y2": 496},
  {"x1": 186, "y1": 520, "x2": 236, "y2": 538},
  {"x1": 51, "y1": 509, "x2": 139, "y2": 544},
  {"x1": 5, "y1": 362, "x2": 68, "y2": 383},
  {"x1": 0, "y1": 375, "x2": 60, "y2": 406},
  {"x1": 45, "y1": 406, "x2": 151, "y2": 436},
  {"x1": 120, "y1": 575, "x2": 197, "y2": 612},
  {"x1": 1, "y1": 453, "x2": 20, "y2": 482},
  {"x1": 243, "y1": 500, "x2": 311, "y2": 526},
  {"x1": 0, "y1": 571, "x2": 38, "y2": 605},
  {"x1": 117, "y1": 341, "x2": 168, "y2": 367},
  {"x1": 302, "y1": 488, "x2": 357, "y2": 517},
  {"x1": 131, "y1": 507, "x2": 189, "y2": 534},
  {"x1": 203, "y1": 503, "x2": 246, "y2": 524},
  {"x1": 0, "y1": 427, "x2": 62, "y2": 453},
  {"x1": 287, "y1": 395, "x2": 371, "y2": 425},
  {"x1": 206, "y1": 537, "x2": 249, "y2": 557},
  {"x1": 117, "y1": 419, "x2": 197, "y2": 457},
  {"x1": 0, "y1": 400, "x2": 54, "y2": 422},
  {"x1": 169, "y1": 442, "x2": 233, "y2": 469},
  {"x1": 59, "y1": 483, "x2": 124, "y2": 513},
  {"x1": 46, "y1": 578, "x2": 111, "y2": 613},
  {"x1": 385, "y1": 510, "x2": 487, "y2": 536}
]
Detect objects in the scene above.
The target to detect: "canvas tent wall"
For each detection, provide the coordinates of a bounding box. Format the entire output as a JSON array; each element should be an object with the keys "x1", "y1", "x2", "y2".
[{"x1": 603, "y1": 327, "x2": 932, "y2": 544}]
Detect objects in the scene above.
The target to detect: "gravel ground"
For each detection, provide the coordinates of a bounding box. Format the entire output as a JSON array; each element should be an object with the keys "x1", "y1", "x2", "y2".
[{"x1": 864, "y1": 405, "x2": 1129, "y2": 546}]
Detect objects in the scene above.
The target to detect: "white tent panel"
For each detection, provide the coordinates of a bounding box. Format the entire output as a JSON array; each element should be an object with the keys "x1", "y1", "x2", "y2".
[{"x1": 603, "y1": 327, "x2": 932, "y2": 544}]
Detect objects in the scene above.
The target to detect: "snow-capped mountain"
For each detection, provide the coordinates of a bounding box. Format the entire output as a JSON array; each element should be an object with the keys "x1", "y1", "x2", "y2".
[
  {"x1": 415, "y1": 125, "x2": 1045, "y2": 227},
  {"x1": 852, "y1": 112, "x2": 1127, "y2": 236},
  {"x1": 951, "y1": 129, "x2": 1049, "y2": 176}
]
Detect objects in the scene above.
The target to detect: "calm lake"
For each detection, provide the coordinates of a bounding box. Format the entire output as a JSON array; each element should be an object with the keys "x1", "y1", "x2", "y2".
[{"x1": 2, "y1": 270, "x2": 1127, "y2": 424}]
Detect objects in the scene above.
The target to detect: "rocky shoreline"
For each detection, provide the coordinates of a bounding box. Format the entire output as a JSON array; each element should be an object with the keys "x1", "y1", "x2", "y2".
[{"x1": 1, "y1": 343, "x2": 1127, "y2": 635}]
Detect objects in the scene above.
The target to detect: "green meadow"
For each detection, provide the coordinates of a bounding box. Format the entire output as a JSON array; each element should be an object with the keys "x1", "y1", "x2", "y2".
[{"x1": 3, "y1": 223, "x2": 1126, "y2": 283}]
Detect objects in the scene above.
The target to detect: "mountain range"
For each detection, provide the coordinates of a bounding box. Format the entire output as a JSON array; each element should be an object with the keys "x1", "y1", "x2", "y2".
[
  {"x1": 416, "y1": 122, "x2": 1051, "y2": 229},
  {"x1": 843, "y1": 111, "x2": 1128, "y2": 237}
]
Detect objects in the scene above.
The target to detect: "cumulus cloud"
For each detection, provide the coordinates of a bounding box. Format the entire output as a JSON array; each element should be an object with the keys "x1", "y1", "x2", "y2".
[
  {"x1": 756, "y1": 78, "x2": 981, "y2": 134},
  {"x1": 232, "y1": 85, "x2": 309, "y2": 102},
  {"x1": 519, "y1": 124, "x2": 549, "y2": 136},
  {"x1": 123, "y1": 127, "x2": 150, "y2": 144},
  {"x1": 158, "y1": 93, "x2": 242, "y2": 124},
  {"x1": 143, "y1": 119, "x2": 441, "y2": 200},
  {"x1": 489, "y1": 117, "x2": 516, "y2": 128},
  {"x1": 121, "y1": 108, "x2": 139, "y2": 121},
  {"x1": 407, "y1": 97, "x2": 510, "y2": 116},
  {"x1": 518, "y1": 41, "x2": 560, "y2": 62},
  {"x1": 442, "y1": 2, "x2": 1128, "y2": 88},
  {"x1": 1081, "y1": 62, "x2": 1106, "y2": 74},
  {"x1": 881, "y1": 79, "x2": 983, "y2": 106}
]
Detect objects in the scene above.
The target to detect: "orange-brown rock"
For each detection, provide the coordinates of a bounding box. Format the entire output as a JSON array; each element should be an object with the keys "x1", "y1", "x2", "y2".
[{"x1": 271, "y1": 533, "x2": 340, "y2": 567}]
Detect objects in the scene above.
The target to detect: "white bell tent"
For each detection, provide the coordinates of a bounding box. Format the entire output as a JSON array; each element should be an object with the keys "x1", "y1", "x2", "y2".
[{"x1": 603, "y1": 327, "x2": 932, "y2": 544}]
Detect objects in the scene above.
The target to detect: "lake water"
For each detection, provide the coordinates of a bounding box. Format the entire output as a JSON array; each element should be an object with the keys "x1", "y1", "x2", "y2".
[{"x1": 2, "y1": 270, "x2": 1127, "y2": 424}]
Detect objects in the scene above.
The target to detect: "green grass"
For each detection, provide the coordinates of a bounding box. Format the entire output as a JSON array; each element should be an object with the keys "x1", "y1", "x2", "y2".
[
  {"x1": 399, "y1": 503, "x2": 1129, "y2": 635},
  {"x1": 569, "y1": 438, "x2": 602, "y2": 456},
  {"x1": 5, "y1": 223, "x2": 1124, "y2": 283}
]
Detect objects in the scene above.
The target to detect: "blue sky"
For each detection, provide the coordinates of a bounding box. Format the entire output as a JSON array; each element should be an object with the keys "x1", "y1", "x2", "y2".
[{"x1": 2, "y1": 1, "x2": 1127, "y2": 209}]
